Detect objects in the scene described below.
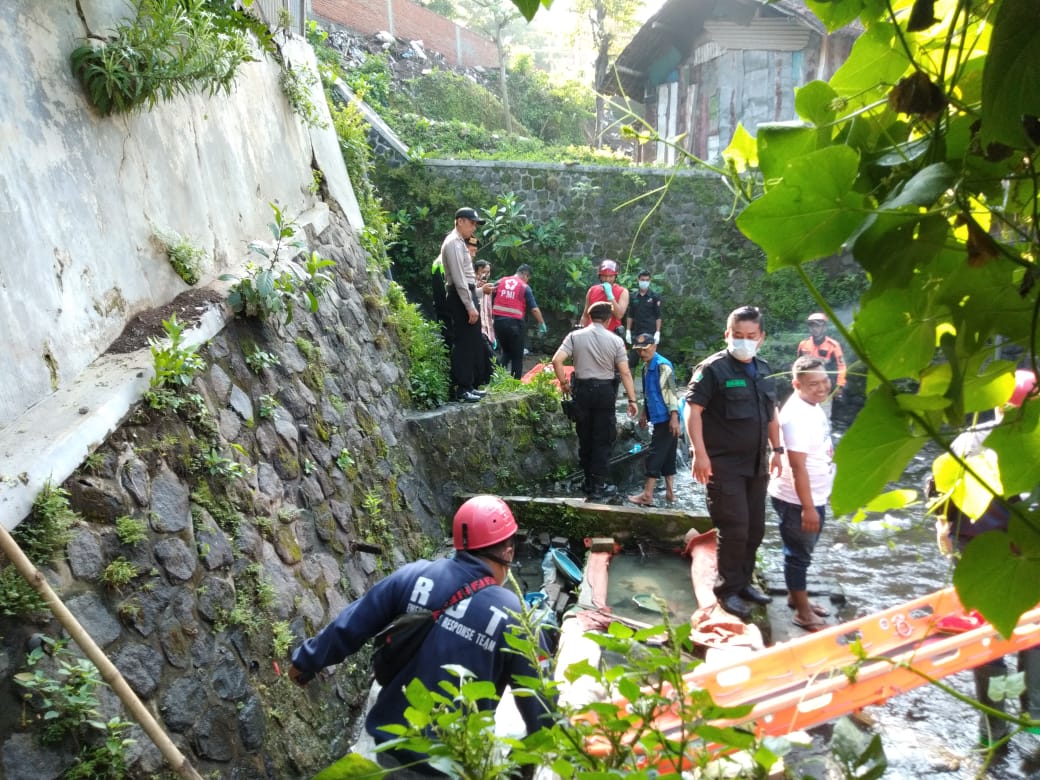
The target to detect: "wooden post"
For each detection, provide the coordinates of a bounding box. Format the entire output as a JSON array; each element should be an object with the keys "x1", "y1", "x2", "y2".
[{"x1": 0, "y1": 523, "x2": 203, "y2": 780}]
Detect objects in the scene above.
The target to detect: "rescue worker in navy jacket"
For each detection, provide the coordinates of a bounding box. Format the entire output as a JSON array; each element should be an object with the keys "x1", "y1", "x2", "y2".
[
  {"x1": 289, "y1": 496, "x2": 550, "y2": 776},
  {"x1": 685, "y1": 305, "x2": 782, "y2": 620},
  {"x1": 627, "y1": 333, "x2": 681, "y2": 506}
]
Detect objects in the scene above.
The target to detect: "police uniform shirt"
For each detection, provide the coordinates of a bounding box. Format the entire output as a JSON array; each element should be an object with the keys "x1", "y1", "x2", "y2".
[{"x1": 560, "y1": 325, "x2": 625, "y2": 380}]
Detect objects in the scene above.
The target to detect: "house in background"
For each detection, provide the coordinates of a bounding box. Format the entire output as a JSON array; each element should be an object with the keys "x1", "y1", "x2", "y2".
[{"x1": 601, "y1": 0, "x2": 858, "y2": 165}]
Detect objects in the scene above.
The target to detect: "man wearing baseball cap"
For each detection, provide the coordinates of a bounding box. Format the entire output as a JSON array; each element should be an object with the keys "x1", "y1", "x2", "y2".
[
  {"x1": 581, "y1": 259, "x2": 628, "y2": 336},
  {"x1": 796, "y1": 313, "x2": 846, "y2": 404},
  {"x1": 442, "y1": 207, "x2": 488, "y2": 403}
]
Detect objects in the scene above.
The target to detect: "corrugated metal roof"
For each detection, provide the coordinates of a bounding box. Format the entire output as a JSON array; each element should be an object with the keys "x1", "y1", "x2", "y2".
[{"x1": 702, "y1": 18, "x2": 811, "y2": 51}]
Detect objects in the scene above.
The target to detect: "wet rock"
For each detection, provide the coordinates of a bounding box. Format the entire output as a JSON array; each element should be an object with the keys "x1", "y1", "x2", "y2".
[
  {"x1": 296, "y1": 588, "x2": 325, "y2": 627},
  {"x1": 113, "y1": 641, "x2": 165, "y2": 698},
  {"x1": 300, "y1": 475, "x2": 325, "y2": 508},
  {"x1": 120, "y1": 457, "x2": 150, "y2": 506},
  {"x1": 191, "y1": 631, "x2": 216, "y2": 668},
  {"x1": 150, "y1": 464, "x2": 191, "y2": 533},
  {"x1": 229, "y1": 384, "x2": 253, "y2": 421},
  {"x1": 273, "y1": 523, "x2": 302, "y2": 565},
  {"x1": 343, "y1": 560, "x2": 368, "y2": 600},
  {"x1": 209, "y1": 363, "x2": 232, "y2": 403},
  {"x1": 194, "y1": 509, "x2": 234, "y2": 570},
  {"x1": 256, "y1": 462, "x2": 283, "y2": 500},
  {"x1": 159, "y1": 613, "x2": 195, "y2": 669},
  {"x1": 67, "y1": 526, "x2": 104, "y2": 580},
  {"x1": 238, "y1": 695, "x2": 266, "y2": 751},
  {"x1": 260, "y1": 542, "x2": 302, "y2": 619},
  {"x1": 123, "y1": 580, "x2": 174, "y2": 637},
  {"x1": 125, "y1": 724, "x2": 164, "y2": 775},
  {"x1": 64, "y1": 592, "x2": 121, "y2": 647},
  {"x1": 234, "y1": 520, "x2": 263, "y2": 559},
  {"x1": 154, "y1": 537, "x2": 197, "y2": 583},
  {"x1": 196, "y1": 575, "x2": 236, "y2": 623},
  {"x1": 273, "y1": 410, "x2": 299, "y2": 451},
  {"x1": 195, "y1": 706, "x2": 237, "y2": 761},
  {"x1": 160, "y1": 675, "x2": 209, "y2": 732},
  {"x1": 218, "y1": 408, "x2": 242, "y2": 440},
  {"x1": 67, "y1": 475, "x2": 124, "y2": 522},
  {"x1": 211, "y1": 651, "x2": 248, "y2": 701},
  {"x1": 0, "y1": 731, "x2": 73, "y2": 780}
]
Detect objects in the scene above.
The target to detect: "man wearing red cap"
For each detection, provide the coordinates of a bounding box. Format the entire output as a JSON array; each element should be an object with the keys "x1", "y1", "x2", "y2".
[
  {"x1": 797, "y1": 313, "x2": 847, "y2": 403},
  {"x1": 581, "y1": 259, "x2": 628, "y2": 336}
]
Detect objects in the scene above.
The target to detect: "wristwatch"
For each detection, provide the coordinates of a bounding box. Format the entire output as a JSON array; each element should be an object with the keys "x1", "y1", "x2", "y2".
[{"x1": 772, "y1": 446, "x2": 785, "y2": 454}]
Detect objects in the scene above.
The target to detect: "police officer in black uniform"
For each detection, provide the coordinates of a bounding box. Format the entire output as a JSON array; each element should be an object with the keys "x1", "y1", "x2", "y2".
[{"x1": 685, "y1": 305, "x2": 782, "y2": 620}]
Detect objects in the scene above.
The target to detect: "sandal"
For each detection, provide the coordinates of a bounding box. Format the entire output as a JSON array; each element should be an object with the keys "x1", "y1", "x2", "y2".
[
  {"x1": 793, "y1": 615, "x2": 828, "y2": 632},
  {"x1": 787, "y1": 600, "x2": 830, "y2": 617}
]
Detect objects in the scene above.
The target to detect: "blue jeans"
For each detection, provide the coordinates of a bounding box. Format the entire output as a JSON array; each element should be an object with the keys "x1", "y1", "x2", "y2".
[{"x1": 771, "y1": 496, "x2": 825, "y2": 592}]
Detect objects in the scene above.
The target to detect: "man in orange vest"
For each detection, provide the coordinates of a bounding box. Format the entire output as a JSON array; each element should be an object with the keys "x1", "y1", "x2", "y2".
[
  {"x1": 581, "y1": 259, "x2": 628, "y2": 337},
  {"x1": 796, "y1": 313, "x2": 847, "y2": 404},
  {"x1": 492, "y1": 264, "x2": 546, "y2": 379}
]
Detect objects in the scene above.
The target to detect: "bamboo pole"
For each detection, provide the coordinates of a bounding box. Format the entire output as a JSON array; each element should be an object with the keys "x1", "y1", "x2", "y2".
[{"x1": 0, "y1": 523, "x2": 203, "y2": 780}]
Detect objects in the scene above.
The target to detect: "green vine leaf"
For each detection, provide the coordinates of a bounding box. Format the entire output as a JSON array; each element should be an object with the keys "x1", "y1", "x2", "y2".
[
  {"x1": 851, "y1": 288, "x2": 941, "y2": 382},
  {"x1": 736, "y1": 145, "x2": 866, "y2": 269},
  {"x1": 980, "y1": 0, "x2": 1040, "y2": 148},
  {"x1": 832, "y1": 387, "x2": 925, "y2": 516},
  {"x1": 829, "y1": 22, "x2": 912, "y2": 102},
  {"x1": 954, "y1": 530, "x2": 1040, "y2": 638},
  {"x1": 757, "y1": 122, "x2": 819, "y2": 182},
  {"x1": 985, "y1": 400, "x2": 1040, "y2": 497}
]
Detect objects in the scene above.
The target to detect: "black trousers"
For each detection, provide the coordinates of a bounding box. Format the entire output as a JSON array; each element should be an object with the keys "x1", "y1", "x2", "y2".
[
  {"x1": 572, "y1": 379, "x2": 618, "y2": 487},
  {"x1": 704, "y1": 472, "x2": 768, "y2": 599},
  {"x1": 643, "y1": 421, "x2": 678, "y2": 478},
  {"x1": 494, "y1": 316, "x2": 525, "y2": 379},
  {"x1": 448, "y1": 290, "x2": 483, "y2": 393}
]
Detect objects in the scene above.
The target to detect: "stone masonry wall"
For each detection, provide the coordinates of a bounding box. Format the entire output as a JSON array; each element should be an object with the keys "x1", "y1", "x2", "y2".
[{"x1": 0, "y1": 211, "x2": 577, "y2": 780}]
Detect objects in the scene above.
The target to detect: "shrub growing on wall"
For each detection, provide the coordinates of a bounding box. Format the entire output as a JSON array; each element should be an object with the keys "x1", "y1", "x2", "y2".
[{"x1": 70, "y1": 0, "x2": 256, "y2": 116}]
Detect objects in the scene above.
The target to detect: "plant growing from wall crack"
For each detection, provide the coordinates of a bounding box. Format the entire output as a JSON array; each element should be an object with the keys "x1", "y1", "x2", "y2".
[
  {"x1": 70, "y1": 0, "x2": 256, "y2": 116},
  {"x1": 223, "y1": 202, "x2": 336, "y2": 324}
]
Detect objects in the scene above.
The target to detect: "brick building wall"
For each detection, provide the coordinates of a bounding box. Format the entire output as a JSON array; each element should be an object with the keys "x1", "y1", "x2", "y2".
[{"x1": 312, "y1": 0, "x2": 498, "y2": 68}]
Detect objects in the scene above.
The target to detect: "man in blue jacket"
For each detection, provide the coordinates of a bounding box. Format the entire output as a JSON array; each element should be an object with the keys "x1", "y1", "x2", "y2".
[
  {"x1": 627, "y1": 332, "x2": 681, "y2": 506},
  {"x1": 289, "y1": 496, "x2": 550, "y2": 776}
]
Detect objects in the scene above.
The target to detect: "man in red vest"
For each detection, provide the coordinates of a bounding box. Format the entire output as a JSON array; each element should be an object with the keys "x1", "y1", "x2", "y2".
[
  {"x1": 491, "y1": 264, "x2": 547, "y2": 379},
  {"x1": 581, "y1": 259, "x2": 628, "y2": 337}
]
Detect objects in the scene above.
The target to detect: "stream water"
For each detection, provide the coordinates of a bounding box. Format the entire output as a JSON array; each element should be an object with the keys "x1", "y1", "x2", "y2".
[{"x1": 546, "y1": 423, "x2": 1040, "y2": 778}]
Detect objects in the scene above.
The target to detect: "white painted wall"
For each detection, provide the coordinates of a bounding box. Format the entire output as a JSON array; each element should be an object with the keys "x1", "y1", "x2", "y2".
[{"x1": 0, "y1": 1, "x2": 360, "y2": 428}]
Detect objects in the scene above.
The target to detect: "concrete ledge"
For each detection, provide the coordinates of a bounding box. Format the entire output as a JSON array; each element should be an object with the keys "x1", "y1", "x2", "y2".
[{"x1": 0, "y1": 299, "x2": 230, "y2": 531}]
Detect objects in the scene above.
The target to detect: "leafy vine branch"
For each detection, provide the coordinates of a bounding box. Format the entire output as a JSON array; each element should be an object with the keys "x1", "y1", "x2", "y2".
[{"x1": 596, "y1": 0, "x2": 1040, "y2": 635}]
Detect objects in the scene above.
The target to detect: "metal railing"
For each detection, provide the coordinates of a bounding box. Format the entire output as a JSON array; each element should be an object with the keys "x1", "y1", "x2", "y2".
[{"x1": 252, "y1": 0, "x2": 308, "y2": 36}]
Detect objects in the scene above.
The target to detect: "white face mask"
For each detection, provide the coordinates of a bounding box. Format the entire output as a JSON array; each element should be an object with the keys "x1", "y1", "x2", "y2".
[
  {"x1": 638, "y1": 280, "x2": 650, "y2": 291},
  {"x1": 727, "y1": 337, "x2": 759, "y2": 361}
]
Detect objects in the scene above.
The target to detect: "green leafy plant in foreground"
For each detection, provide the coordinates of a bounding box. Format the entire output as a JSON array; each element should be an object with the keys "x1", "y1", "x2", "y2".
[
  {"x1": 619, "y1": 0, "x2": 1040, "y2": 636},
  {"x1": 224, "y1": 202, "x2": 336, "y2": 323},
  {"x1": 144, "y1": 314, "x2": 205, "y2": 410},
  {"x1": 317, "y1": 601, "x2": 777, "y2": 778},
  {"x1": 385, "y1": 281, "x2": 450, "y2": 409}
]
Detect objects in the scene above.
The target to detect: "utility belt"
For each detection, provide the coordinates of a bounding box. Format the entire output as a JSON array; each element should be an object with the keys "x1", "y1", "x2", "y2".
[
  {"x1": 573, "y1": 377, "x2": 615, "y2": 387},
  {"x1": 448, "y1": 283, "x2": 478, "y2": 311}
]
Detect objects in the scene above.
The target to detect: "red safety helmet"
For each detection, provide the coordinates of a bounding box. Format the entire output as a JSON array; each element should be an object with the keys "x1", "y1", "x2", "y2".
[
  {"x1": 598, "y1": 259, "x2": 619, "y2": 275},
  {"x1": 1009, "y1": 369, "x2": 1037, "y2": 408},
  {"x1": 453, "y1": 495, "x2": 518, "y2": 551}
]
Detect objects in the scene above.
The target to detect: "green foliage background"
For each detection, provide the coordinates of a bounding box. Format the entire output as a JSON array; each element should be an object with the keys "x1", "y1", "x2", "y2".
[{"x1": 721, "y1": 0, "x2": 1040, "y2": 635}]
